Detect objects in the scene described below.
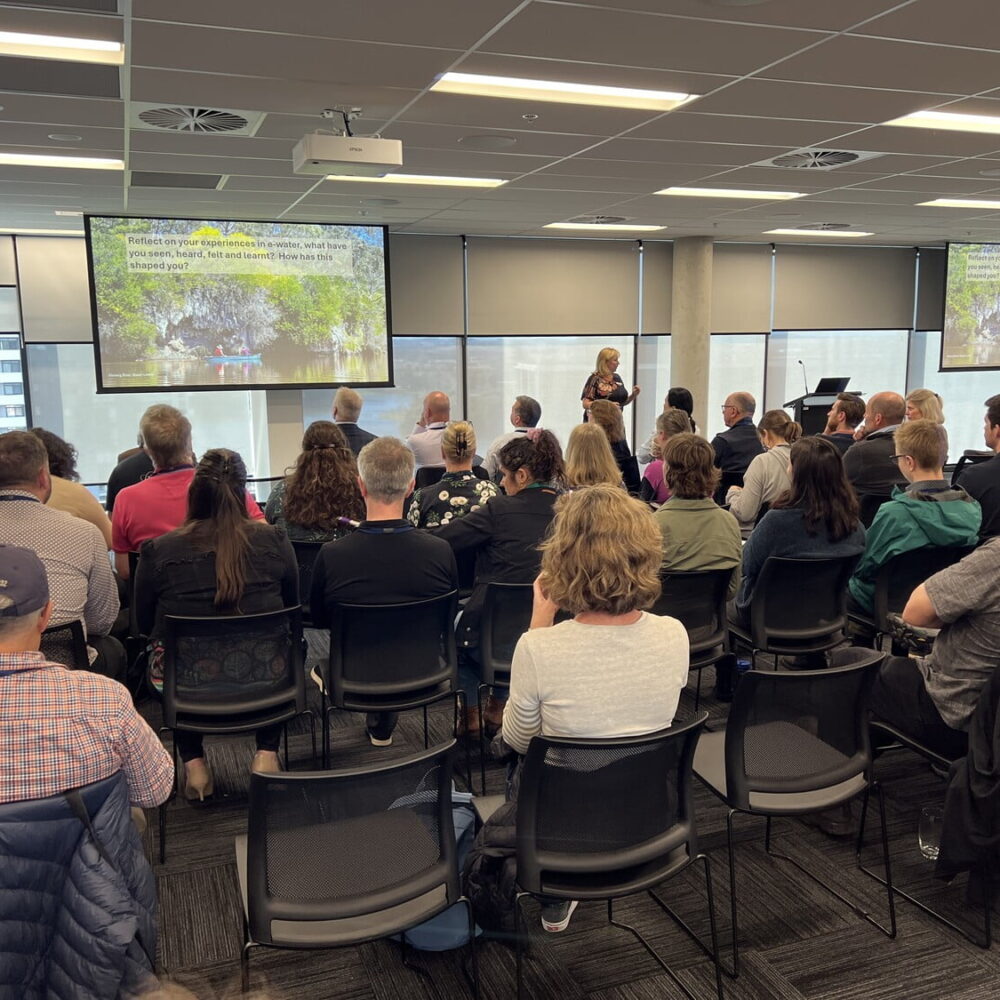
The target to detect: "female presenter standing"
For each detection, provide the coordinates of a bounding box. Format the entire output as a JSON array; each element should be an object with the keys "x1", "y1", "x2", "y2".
[{"x1": 580, "y1": 347, "x2": 640, "y2": 414}]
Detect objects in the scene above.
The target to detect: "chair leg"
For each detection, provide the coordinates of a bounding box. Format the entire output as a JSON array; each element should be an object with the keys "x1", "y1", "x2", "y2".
[
  {"x1": 159, "y1": 733, "x2": 178, "y2": 865},
  {"x1": 422, "y1": 704, "x2": 430, "y2": 749},
  {"x1": 282, "y1": 722, "x2": 289, "y2": 771},
  {"x1": 321, "y1": 686, "x2": 330, "y2": 769},
  {"x1": 456, "y1": 691, "x2": 473, "y2": 792},
  {"x1": 514, "y1": 890, "x2": 530, "y2": 1000},
  {"x1": 694, "y1": 668, "x2": 702, "y2": 710},
  {"x1": 477, "y1": 683, "x2": 488, "y2": 795},
  {"x1": 240, "y1": 917, "x2": 255, "y2": 993},
  {"x1": 724, "y1": 808, "x2": 741, "y2": 978},
  {"x1": 460, "y1": 895, "x2": 481, "y2": 999}
]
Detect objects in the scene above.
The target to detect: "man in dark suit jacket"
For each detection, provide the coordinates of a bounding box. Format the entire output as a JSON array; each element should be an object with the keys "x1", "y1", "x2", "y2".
[
  {"x1": 843, "y1": 391, "x2": 908, "y2": 497},
  {"x1": 332, "y1": 386, "x2": 377, "y2": 456},
  {"x1": 310, "y1": 436, "x2": 458, "y2": 746},
  {"x1": 958, "y1": 393, "x2": 1000, "y2": 539},
  {"x1": 710, "y1": 391, "x2": 764, "y2": 502}
]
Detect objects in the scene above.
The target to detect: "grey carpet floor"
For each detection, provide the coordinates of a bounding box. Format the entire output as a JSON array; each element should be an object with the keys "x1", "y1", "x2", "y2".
[{"x1": 139, "y1": 664, "x2": 1000, "y2": 1000}]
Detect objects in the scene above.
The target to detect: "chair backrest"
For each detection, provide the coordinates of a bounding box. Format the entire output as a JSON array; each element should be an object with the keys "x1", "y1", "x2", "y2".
[
  {"x1": 652, "y1": 569, "x2": 731, "y2": 661},
  {"x1": 290, "y1": 540, "x2": 324, "y2": 625},
  {"x1": 714, "y1": 470, "x2": 744, "y2": 506},
  {"x1": 873, "y1": 544, "x2": 976, "y2": 632},
  {"x1": 858, "y1": 493, "x2": 890, "y2": 529},
  {"x1": 515, "y1": 714, "x2": 708, "y2": 897},
  {"x1": 723, "y1": 647, "x2": 883, "y2": 811},
  {"x1": 414, "y1": 466, "x2": 446, "y2": 491},
  {"x1": 162, "y1": 607, "x2": 306, "y2": 732},
  {"x1": 479, "y1": 582, "x2": 535, "y2": 686},
  {"x1": 951, "y1": 450, "x2": 992, "y2": 488},
  {"x1": 749, "y1": 555, "x2": 859, "y2": 653},
  {"x1": 246, "y1": 741, "x2": 458, "y2": 945},
  {"x1": 41, "y1": 619, "x2": 89, "y2": 670},
  {"x1": 327, "y1": 591, "x2": 458, "y2": 707}
]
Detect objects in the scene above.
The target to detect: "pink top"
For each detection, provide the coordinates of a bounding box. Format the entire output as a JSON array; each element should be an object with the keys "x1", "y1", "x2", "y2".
[
  {"x1": 111, "y1": 466, "x2": 264, "y2": 553},
  {"x1": 642, "y1": 459, "x2": 671, "y2": 504}
]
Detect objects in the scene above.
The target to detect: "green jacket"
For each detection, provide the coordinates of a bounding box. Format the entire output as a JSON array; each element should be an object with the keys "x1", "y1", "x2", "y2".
[
  {"x1": 654, "y1": 497, "x2": 743, "y2": 600},
  {"x1": 848, "y1": 481, "x2": 982, "y2": 611}
]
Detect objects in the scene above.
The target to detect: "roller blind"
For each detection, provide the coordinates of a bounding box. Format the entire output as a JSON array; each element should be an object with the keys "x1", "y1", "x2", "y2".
[
  {"x1": 0, "y1": 237, "x2": 15, "y2": 285},
  {"x1": 916, "y1": 248, "x2": 945, "y2": 331},
  {"x1": 773, "y1": 245, "x2": 915, "y2": 330},
  {"x1": 641, "y1": 241, "x2": 672, "y2": 332},
  {"x1": 467, "y1": 237, "x2": 639, "y2": 335},
  {"x1": 18, "y1": 236, "x2": 93, "y2": 343},
  {"x1": 388, "y1": 234, "x2": 464, "y2": 335},
  {"x1": 712, "y1": 243, "x2": 772, "y2": 333}
]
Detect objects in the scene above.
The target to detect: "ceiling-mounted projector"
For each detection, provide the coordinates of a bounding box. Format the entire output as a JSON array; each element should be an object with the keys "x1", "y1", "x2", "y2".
[{"x1": 292, "y1": 132, "x2": 403, "y2": 177}]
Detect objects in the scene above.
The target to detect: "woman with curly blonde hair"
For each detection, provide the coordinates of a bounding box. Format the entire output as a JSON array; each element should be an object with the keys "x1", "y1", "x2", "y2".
[
  {"x1": 265, "y1": 421, "x2": 364, "y2": 542},
  {"x1": 564, "y1": 422, "x2": 622, "y2": 489}
]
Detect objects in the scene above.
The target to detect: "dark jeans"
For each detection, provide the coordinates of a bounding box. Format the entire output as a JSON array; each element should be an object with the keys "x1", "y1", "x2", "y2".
[
  {"x1": 869, "y1": 655, "x2": 968, "y2": 760},
  {"x1": 175, "y1": 724, "x2": 283, "y2": 763}
]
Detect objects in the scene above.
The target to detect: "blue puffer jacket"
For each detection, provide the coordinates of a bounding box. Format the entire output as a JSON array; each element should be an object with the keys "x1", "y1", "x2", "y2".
[{"x1": 0, "y1": 772, "x2": 158, "y2": 999}]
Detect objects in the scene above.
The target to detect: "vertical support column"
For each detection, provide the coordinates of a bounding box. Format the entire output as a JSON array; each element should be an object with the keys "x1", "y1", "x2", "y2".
[
  {"x1": 264, "y1": 388, "x2": 304, "y2": 477},
  {"x1": 670, "y1": 237, "x2": 713, "y2": 434}
]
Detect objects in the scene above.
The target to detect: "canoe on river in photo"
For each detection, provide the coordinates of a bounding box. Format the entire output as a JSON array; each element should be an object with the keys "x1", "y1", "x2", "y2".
[{"x1": 204, "y1": 354, "x2": 262, "y2": 362}]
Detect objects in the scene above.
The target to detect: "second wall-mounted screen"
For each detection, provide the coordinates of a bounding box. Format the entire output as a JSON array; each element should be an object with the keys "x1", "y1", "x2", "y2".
[{"x1": 943, "y1": 241, "x2": 1000, "y2": 371}]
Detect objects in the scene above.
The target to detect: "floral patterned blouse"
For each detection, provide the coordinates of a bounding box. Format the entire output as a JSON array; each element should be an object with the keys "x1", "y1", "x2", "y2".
[{"x1": 408, "y1": 470, "x2": 500, "y2": 528}]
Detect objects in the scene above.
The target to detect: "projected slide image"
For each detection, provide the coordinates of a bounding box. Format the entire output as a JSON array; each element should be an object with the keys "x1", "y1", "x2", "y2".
[
  {"x1": 942, "y1": 242, "x2": 1000, "y2": 371},
  {"x1": 87, "y1": 216, "x2": 390, "y2": 390}
]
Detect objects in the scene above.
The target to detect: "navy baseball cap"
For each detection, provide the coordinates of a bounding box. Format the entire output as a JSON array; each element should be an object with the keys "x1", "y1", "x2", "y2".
[{"x1": 0, "y1": 545, "x2": 49, "y2": 617}]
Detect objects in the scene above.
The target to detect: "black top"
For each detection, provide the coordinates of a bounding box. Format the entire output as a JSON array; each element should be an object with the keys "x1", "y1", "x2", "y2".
[
  {"x1": 825, "y1": 432, "x2": 856, "y2": 455},
  {"x1": 106, "y1": 450, "x2": 154, "y2": 514},
  {"x1": 336, "y1": 422, "x2": 377, "y2": 457},
  {"x1": 310, "y1": 519, "x2": 458, "y2": 625},
  {"x1": 842, "y1": 427, "x2": 907, "y2": 498},
  {"x1": 958, "y1": 453, "x2": 1000, "y2": 539},
  {"x1": 134, "y1": 523, "x2": 298, "y2": 639},
  {"x1": 437, "y1": 486, "x2": 559, "y2": 646},
  {"x1": 710, "y1": 417, "x2": 765, "y2": 475},
  {"x1": 610, "y1": 439, "x2": 641, "y2": 494},
  {"x1": 581, "y1": 372, "x2": 628, "y2": 408}
]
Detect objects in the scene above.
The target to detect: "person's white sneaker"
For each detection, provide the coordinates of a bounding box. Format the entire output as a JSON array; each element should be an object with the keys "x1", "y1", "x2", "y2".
[{"x1": 540, "y1": 899, "x2": 579, "y2": 933}]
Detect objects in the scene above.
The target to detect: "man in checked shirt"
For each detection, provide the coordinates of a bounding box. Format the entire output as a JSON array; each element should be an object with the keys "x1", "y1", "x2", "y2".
[{"x1": 0, "y1": 544, "x2": 172, "y2": 809}]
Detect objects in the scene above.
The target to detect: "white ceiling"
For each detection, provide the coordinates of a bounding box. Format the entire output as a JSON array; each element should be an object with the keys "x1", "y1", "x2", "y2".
[{"x1": 3, "y1": 0, "x2": 1000, "y2": 243}]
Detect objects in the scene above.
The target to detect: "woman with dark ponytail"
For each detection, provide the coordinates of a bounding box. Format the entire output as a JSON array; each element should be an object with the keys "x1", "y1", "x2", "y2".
[
  {"x1": 265, "y1": 421, "x2": 364, "y2": 541},
  {"x1": 134, "y1": 448, "x2": 298, "y2": 799},
  {"x1": 438, "y1": 428, "x2": 564, "y2": 732}
]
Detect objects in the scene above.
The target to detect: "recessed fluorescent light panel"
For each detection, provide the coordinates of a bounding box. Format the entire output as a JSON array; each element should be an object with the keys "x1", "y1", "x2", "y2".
[
  {"x1": 326, "y1": 173, "x2": 506, "y2": 188},
  {"x1": 919, "y1": 197, "x2": 1000, "y2": 210},
  {"x1": 545, "y1": 222, "x2": 666, "y2": 232},
  {"x1": 0, "y1": 30, "x2": 123, "y2": 65},
  {"x1": 657, "y1": 186, "x2": 803, "y2": 200},
  {"x1": 764, "y1": 228, "x2": 873, "y2": 237},
  {"x1": 884, "y1": 109, "x2": 1000, "y2": 135},
  {"x1": 54, "y1": 210, "x2": 83, "y2": 216},
  {"x1": 0, "y1": 152, "x2": 123, "y2": 170},
  {"x1": 432, "y1": 72, "x2": 693, "y2": 111}
]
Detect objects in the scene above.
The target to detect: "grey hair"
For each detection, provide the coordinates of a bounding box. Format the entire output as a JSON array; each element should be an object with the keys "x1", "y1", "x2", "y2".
[
  {"x1": 730, "y1": 392, "x2": 756, "y2": 417},
  {"x1": 0, "y1": 607, "x2": 43, "y2": 641},
  {"x1": 333, "y1": 386, "x2": 362, "y2": 421},
  {"x1": 357, "y1": 437, "x2": 415, "y2": 503}
]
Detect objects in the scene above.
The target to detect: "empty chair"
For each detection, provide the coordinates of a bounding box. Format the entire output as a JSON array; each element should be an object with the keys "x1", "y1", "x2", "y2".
[
  {"x1": 512, "y1": 716, "x2": 723, "y2": 1000},
  {"x1": 692, "y1": 647, "x2": 894, "y2": 976},
  {"x1": 235, "y1": 740, "x2": 478, "y2": 996}
]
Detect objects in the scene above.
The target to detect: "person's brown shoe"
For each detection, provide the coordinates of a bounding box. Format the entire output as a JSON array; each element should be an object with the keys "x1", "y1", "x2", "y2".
[
  {"x1": 456, "y1": 705, "x2": 481, "y2": 737},
  {"x1": 483, "y1": 695, "x2": 506, "y2": 733}
]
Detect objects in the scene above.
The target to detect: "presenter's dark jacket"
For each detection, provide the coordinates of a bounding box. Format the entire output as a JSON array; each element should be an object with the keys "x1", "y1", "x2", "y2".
[
  {"x1": 310, "y1": 519, "x2": 458, "y2": 625},
  {"x1": 335, "y1": 421, "x2": 377, "y2": 457},
  {"x1": 710, "y1": 417, "x2": 765, "y2": 475},
  {"x1": 842, "y1": 426, "x2": 907, "y2": 498},
  {"x1": 437, "y1": 485, "x2": 559, "y2": 648},
  {"x1": 958, "y1": 453, "x2": 1000, "y2": 539}
]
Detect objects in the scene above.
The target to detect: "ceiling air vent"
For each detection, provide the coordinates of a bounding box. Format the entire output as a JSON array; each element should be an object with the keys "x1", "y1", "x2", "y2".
[
  {"x1": 796, "y1": 222, "x2": 854, "y2": 231},
  {"x1": 569, "y1": 215, "x2": 629, "y2": 225},
  {"x1": 755, "y1": 148, "x2": 883, "y2": 171},
  {"x1": 131, "y1": 105, "x2": 264, "y2": 135}
]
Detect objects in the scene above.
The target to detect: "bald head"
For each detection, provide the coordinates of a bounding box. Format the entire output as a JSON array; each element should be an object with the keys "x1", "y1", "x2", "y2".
[
  {"x1": 423, "y1": 391, "x2": 451, "y2": 423},
  {"x1": 723, "y1": 391, "x2": 756, "y2": 426},
  {"x1": 333, "y1": 386, "x2": 362, "y2": 422},
  {"x1": 865, "y1": 391, "x2": 905, "y2": 432}
]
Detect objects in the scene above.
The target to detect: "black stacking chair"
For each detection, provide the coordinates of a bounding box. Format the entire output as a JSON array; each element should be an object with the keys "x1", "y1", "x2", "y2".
[
  {"x1": 477, "y1": 582, "x2": 534, "y2": 792},
  {"x1": 235, "y1": 740, "x2": 479, "y2": 996},
  {"x1": 652, "y1": 568, "x2": 732, "y2": 709},
  {"x1": 714, "y1": 470, "x2": 744, "y2": 507},
  {"x1": 857, "y1": 493, "x2": 891, "y2": 529},
  {"x1": 512, "y1": 714, "x2": 723, "y2": 1000},
  {"x1": 728, "y1": 555, "x2": 858, "y2": 669},
  {"x1": 848, "y1": 544, "x2": 976, "y2": 647},
  {"x1": 158, "y1": 607, "x2": 309, "y2": 862},
  {"x1": 951, "y1": 450, "x2": 993, "y2": 487},
  {"x1": 692, "y1": 647, "x2": 894, "y2": 977},
  {"x1": 41, "y1": 619, "x2": 89, "y2": 670},
  {"x1": 289, "y1": 540, "x2": 324, "y2": 628},
  {"x1": 414, "y1": 465, "x2": 490, "y2": 491}
]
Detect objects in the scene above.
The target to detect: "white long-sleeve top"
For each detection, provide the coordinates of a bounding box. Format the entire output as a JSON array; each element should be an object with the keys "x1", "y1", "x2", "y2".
[{"x1": 726, "y1": 443, "x2": 792, "y2": 533}]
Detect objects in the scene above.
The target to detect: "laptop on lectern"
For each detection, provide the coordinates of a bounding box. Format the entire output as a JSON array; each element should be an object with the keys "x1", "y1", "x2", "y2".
[{"x1": 814, "y1": 377, "x2": 850, "y2": 394}]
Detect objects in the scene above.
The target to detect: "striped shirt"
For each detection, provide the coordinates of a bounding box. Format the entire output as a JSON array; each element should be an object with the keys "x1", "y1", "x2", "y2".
[{"x1": 0, "y1": 651, "x2": 173, "y2": 807}]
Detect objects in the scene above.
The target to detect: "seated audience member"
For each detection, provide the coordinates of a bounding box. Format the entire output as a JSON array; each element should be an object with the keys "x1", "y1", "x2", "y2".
[
  {"x1": 655, "y1": 433, "x2": 742, "y2": 601},
  {"x1": 848, "y1": 419, "x2": 980, "y2": 615},
  {"x1": 711, "y1": 392, "x2": 765, "y2": 502},
  {"x1": 869, "y1": 537, "x2": 1000, "y2": 759},
  {"x1": 30, "y1": 428, "x2": 112, "y2": 548},
  {"x1": 564, "y1": 422, "x2": 622, "y2": 490},
  {"x1": 732, "y1": 436, "x2": 865, "y2": 629},
  {"x1": 0, "y1": 543, "x2": 172, "y2": 807},
  {"x1": 637, "y1": 386, "x2": 697, "y2": 464},
  {"x1": 726, "y1": 410, "x2": 800, "y2": 533},
  {"x1": 588, "y1": 399, "x2": 640, "y2": 494},
  {"x1": 134, "y1": 450, "x2": 298, "y2": 796},
  {"x1": 823, "y1": 392, "x2": 865, "y2": 455},
  {"x1": 438, "y1": 430, "x2": 563, "y2": 732},
  {"x1": 310, "y1": 437, "x2": 458, "y2": 747},
  {"x1": 468, "y1": 484, "x2": 688, "y2": 933},
  {"x1": 484, "y1": 395, "x2": 541, "y2": 480},
  {"x1": 332, "y1": 386, "x2": 376, "y2": 456},
  {"x1": 409, "y1": 421, "x2": 499, "y2": 528},
  {"x1": 843, "y1": 391, "x2": 907, "y2": 498},
  {"x1": 0, "y1": 430, "x2": 122, "y2": 677},
  {"x1": 406, "y1": 391, "x2": 451, "y2": 469},
  {"x1": 905, "y1": 387, "x2": 945, "y2": 424},
  {"x1": 106, "y1": 432, "x2": 154, "y2": 516},
  {"x1": 640, "y1": 409, "x2": 692, "y2": 504},
  {"x1": 112, "y1": 404, "x2": 263, "y2": 580},
  {"x1": 265, "y1": 421, "x2": 364, "y2": 542},
  {"x1": 957, "y1": 393, "x2": 1000, "y2": 539}
]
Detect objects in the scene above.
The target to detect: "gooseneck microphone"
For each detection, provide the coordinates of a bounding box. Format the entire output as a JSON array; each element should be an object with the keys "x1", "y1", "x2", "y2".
[{"x1": 797, "y1": 359, "x2": 809, "y2": 396}]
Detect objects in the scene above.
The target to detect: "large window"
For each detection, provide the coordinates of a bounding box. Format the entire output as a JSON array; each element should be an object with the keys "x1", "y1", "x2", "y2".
[
  {"x1": 635, "y1": 335, "x2": 671, "y2": 447},
  {"x1": 707, "y1": 335, "x2": 767, "y2": 440}
]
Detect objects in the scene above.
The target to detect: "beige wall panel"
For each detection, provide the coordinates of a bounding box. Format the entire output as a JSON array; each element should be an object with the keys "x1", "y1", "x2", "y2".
[{"x1": 712, "y1": 243, "x2": 772, "y2": 333}]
